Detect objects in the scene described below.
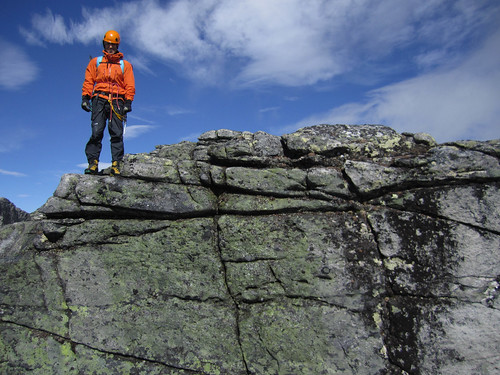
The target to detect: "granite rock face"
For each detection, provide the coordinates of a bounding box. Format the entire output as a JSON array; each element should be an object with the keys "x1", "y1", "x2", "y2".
[{"x1": 1, "y1": 124, "x2": 499, "y2": 374}]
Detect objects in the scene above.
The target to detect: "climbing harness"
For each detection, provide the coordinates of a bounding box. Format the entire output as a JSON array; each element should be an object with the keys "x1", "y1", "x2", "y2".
[
  {"x1": 92, "y1": 54, "x2": 126, "y2": 122},
  {"x1": 88, "y1": 90, "x2": 124, "y2": 121},
  {"x1": 107, "y1": 89, "x2": 124, "y2": 122}
]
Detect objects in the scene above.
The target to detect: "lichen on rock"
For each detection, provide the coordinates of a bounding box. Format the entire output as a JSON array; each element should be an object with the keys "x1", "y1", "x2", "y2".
[{"x1": 1, "y1": 124, "x2": 499, "y2": 374}]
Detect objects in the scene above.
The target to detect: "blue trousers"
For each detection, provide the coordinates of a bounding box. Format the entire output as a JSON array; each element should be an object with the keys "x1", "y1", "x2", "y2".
[{"x1": 85, "y1": 96, "x2": 124, "y2": 163}]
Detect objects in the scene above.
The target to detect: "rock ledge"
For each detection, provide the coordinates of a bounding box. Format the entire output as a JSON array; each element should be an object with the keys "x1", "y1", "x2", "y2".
[{"x1": 1, "y1": 124, "x2": 499, "y2": 374}]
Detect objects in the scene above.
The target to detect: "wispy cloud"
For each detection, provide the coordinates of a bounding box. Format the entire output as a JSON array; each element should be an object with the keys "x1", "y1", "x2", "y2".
[
  {"x1": 259, "y1": 106, "x2": 280, "y2": 113},
  {"x1": 127, "y1": 54, "x2": 155, "y2": 76},
  {"x1": 19, "y1": 9, "x2": 73, "y2": 46},
  {"x1": 0, "y1": 38, "x2": 39, "y2": 90},
  {"x1": 0, "y1": 169, "x2": 27, "y2": 177},
  {"x1": 17, "y1": 0, "x2": 500, "y2": 142},
  {"x1": 126, "y1": 114, "x2": 155, "y2": 124},
  {"x1": 20, "y1": 1, "x2": 500, "y2": 87},
  {"x1": 0, "y1": 127, "x2": 36, "y2": 153},
  {"x1": 124, "y1": 124, "x2": 156, "y2": 139},
  {"x1": 166, "y1": 106, "x2": 195, "y2": 116},
  {"x1": 277, "y1": 30, "x2": 500, "y2": 142}
]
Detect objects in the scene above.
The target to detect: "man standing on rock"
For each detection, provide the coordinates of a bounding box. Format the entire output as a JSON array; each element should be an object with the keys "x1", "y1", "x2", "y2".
[{"x1": 81, "y1": 30, "x2": 135, "y2": 176}]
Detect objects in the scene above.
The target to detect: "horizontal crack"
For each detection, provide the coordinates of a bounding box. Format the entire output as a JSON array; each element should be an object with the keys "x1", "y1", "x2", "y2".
[{"x1": 373, "y1": 203, "x2": 500, "y2": 236}]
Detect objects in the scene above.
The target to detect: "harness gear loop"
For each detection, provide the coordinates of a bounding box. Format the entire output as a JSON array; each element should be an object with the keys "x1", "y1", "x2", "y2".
[
  {"x1": 107, "y1": 83, "x2": 124, "y2": 122},
  {"x1": 108, "y1": 97, "x2": 124, "y2": 121}
]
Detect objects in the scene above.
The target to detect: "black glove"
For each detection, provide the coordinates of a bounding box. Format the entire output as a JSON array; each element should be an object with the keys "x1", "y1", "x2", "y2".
[
  {"x1": 123, "y1": 100, "x2": 132, "y2": 113},
  {"x1": 81, "y1": 95, "x2": 91, "y2": 112}
]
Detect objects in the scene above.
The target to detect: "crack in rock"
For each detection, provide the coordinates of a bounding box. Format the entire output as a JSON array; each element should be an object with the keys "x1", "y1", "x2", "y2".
[{"x1": 1, "y1": 125, "x2": 499, "y2": 374}]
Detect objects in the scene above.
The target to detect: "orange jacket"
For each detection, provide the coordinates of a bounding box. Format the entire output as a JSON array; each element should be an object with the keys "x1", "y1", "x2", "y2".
[{"x1": 82, "y1": 51, "x2": 135, "y2": 101}]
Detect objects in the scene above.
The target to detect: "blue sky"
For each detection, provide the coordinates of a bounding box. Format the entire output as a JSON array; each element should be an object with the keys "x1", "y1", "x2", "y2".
[{"x1": 1, "y1": 0, "x2": 499, "y2": 213}]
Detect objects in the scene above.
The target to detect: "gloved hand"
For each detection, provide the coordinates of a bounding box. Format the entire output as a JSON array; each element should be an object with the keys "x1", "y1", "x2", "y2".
[
  {"x1": 123, "y1": 100, "x2": 132, "y2": 113},
  {"x1": 81, "y1": 95, "x2": 91, "y2": 112}
]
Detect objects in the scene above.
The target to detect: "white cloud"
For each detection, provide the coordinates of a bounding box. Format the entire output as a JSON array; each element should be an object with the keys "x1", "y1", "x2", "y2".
[
  {"x1": 126, "y1": 54, "x2": 155, "y2": 76},
  {"x1": 0, "y1": 169, "x2": 27, "y2": 177},
  {"x1": 278, "y1": 30, "x2": 500, "y2": 142},
  {"x1": 129, "y1": 0, "x2": 225, "y2": 83},
  {"x1": 30, "y1": 10, "x2": 72, "y2": 44},
  {"x1": 20, "y1": 0, "x2": 500, "y2": 87},
  {"x1": 259, "y1": 107, "x2": 280, "y2": 113},
  {"x1": 126, "y1": 114, "x2": 155, "y2": 124},
  {"x1": 20, "y1": 7, "x2": 135, "y2": 46},
  {"x1": 166, "y1": 106, "x2": 194, "y2": 116},
  {"x1": 0, "y1": 126, "x2": 36, "y2": 153},
  {"x1": 207, "y1": 0, "x2": 344, "y2": 86},
  {"x1": 0, "y1": 39, "x2": 39, "y2": 90},
  {"x1": 124, "y1": 125, "x2": 156, "y2": 139}
]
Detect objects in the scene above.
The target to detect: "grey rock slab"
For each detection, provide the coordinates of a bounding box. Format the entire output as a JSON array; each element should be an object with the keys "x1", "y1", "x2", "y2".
[
  {"x1": 225, "y1": 167, "x2": 307, "y2": 196},
  {"x1": 198, "y1": 128, "x2": 242, "y2": 141},
  {"x1": 219, "y1": 212, "x2": 385, "y2": 309},
  {"x1": 121, "y1": 154, "x2": 181, "y2": 182},
  {"x1": 368, "y1": 207, "x2": 500, "y2": 305},
  {"x1": 370, "y1": 183, "x2": 500, "y2": 232},
  {"x1": 218, "y1": 193, "x2": 358, "y2": 214},
  {"x1": 239, "y1": 299, "x2": 387, "y2": 374},
  {"x1": 121, "y1": 155, "x2": 205, "y2": 185},
  {"x1": 282, "y1": 124, "x2": 418, "y2": 158},
  {"x1": 53, "y1": 173, "x2": 80, "y2": 200},
  {"x1": 2, "y1": 125, "x2": 500, "y2": 374},
  {"x1": 57, "y1": 218, "x2": 227, "y2": 304},
  {"x1": 1, "y1": 218, "x2": 248, "y2": 374},
  {"x1": 345, "y1": 146, "x2": 500, "y2": 196},
  {"x1": 67, "y1": 299, "x2": 246, "y2": 374},
  {"x1": 207, "y1": 130, "x2": 284, "y2": 161},
  {"x1": 385, "y1": 297, "x2": 500, "y2": 374},
  {"x1": 0, "y1": 323, "x2": 191, "y2": 374},
  {"x1": 307, "y1": 167, "x2": 353, "y2": 197},
  {"x1": 0, "y1": 222, "x2": 69, "y2": 337},
  {"x1": 152, "y1": 140, "x2": 197, "y2": 160},
  {"x1": 413, "y1": 132, "x2": 437, "y2": 147},
  {"x1": 423, "y1": 146, "x2": 500, "y2": 178},
  {"x1": 44, "y1": 174, "x2": 217, "y2": 217},
  {"x1": 39, "y1": 196, "x2": 114, "y2": 218},
  {"x1": 419, "y1": 302, "x2": 500, "y2": 374},
  {"x1": 344, "y1": 161, "x2": 411, "y2": 195},
  {"x1": 446, "y1": 138, "x2": 500, "y2": 157}
]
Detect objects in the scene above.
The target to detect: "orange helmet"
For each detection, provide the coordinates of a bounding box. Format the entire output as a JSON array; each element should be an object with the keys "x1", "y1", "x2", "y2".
[{"x1": 103, "y1": 30, "x2": 120, "y2": 44}]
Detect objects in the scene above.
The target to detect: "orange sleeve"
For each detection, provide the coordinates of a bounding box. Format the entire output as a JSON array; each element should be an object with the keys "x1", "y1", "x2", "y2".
[
  {"x1": 123, "y1": 60, "x2": 135, "y2": 101},
  {"x1": 82, "y1": 58, "x2": 98, "y2": 97}
]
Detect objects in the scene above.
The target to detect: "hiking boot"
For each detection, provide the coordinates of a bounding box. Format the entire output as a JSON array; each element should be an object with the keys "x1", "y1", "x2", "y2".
[
  {"x1": 84, "y1": 160, "x2": 99, "y2": 175},
  {"x1": 110, "y1": 161, "x2": 121, "y2": 176}
]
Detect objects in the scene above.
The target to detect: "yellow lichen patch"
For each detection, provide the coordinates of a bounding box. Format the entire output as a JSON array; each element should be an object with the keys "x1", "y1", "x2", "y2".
[{"x1": 384, "y1": 257, "x2": 414, "y2": 271}]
